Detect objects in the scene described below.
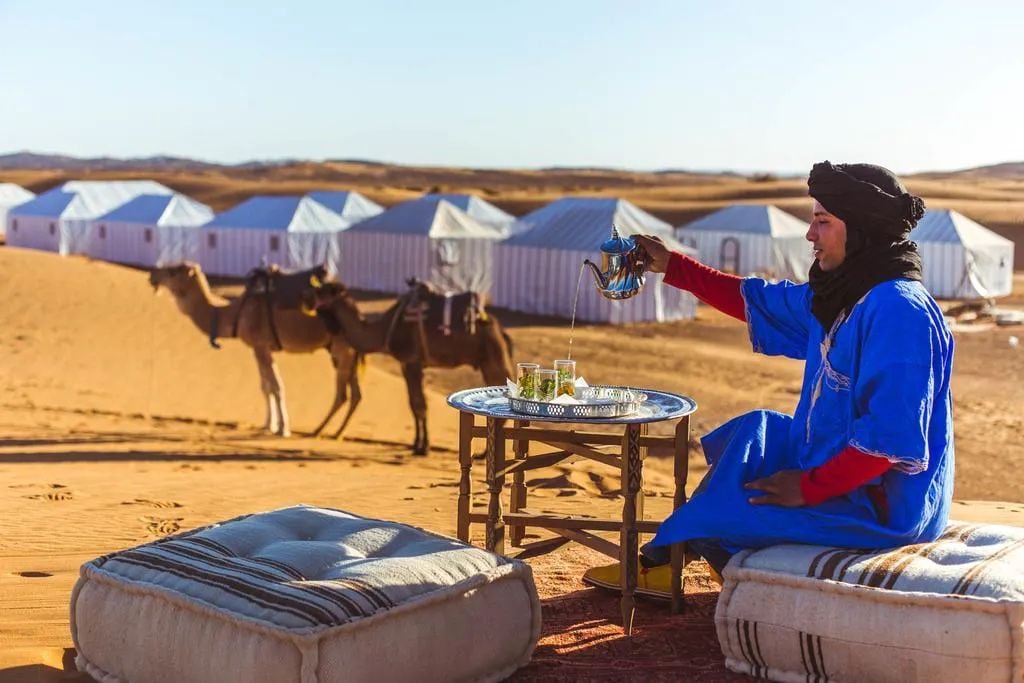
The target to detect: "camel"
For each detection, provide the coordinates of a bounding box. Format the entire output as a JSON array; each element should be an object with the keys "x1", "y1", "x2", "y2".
[
  {"x1": 302, "y1": 279, "x2": 514, "y2": 455},
  {"x1": 149, "y1": 263, "x2": 363, "y2": 438}
]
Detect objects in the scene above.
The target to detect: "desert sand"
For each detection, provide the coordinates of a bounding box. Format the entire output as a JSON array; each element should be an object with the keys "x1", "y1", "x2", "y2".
[{"x1": 0, "y1": 163, "x2": 1022, "y2": 681}]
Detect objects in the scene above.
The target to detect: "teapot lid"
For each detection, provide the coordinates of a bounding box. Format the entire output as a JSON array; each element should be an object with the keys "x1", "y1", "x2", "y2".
[{"x1": 600, "y1": 226, "x2": 635, "y2": 255}]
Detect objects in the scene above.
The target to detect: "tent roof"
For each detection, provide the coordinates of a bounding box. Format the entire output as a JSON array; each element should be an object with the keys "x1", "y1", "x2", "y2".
[
  {"x1": 911, "y1": 209, "x2": 1013, "y2": 247},
  {"x1": 9, "y1": 180, "x2": 172, "y2": 220},
  {"x1": 305, "y1": 191, "x2": 384, "y2": 226},
  {"x1": 678, "y1": 204, "x2": 807, "y2": 237},
  {"x1": 98, "y1": 193, "x2": 214, "y2": 227},
  {"x1": 0, "y1": 183, "x2": 34, "y2": 207},
  {"x1": 504, "y1": 197, "x2": 685, "y2": 251},
  {"x1": 346, "y1": 196, "x2": 503, "y2": 239},
  {"x1": 422, "y1": 193, "x2": 515, "y2": 229},
  {"x1": 203, "y1": 196, "x2": 347, "y2": 233}
]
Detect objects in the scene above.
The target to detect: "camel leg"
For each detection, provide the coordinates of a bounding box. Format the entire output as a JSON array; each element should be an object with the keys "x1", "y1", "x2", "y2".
[
  {"x1": 254, "y1": 348, "x2": 278, "y2": 434},
  {"x1": 313, "y1": 351, "x2": 347, "y2": 437},
  {"x1": 402, "y1": 362, "x2": 428, "y2": 455},
  {"x1": 331, "y1": 355, "x2": 363, "y2": 440},
  {"x1": 267, "y1": 358, "x2": 291, "y2": 437}
]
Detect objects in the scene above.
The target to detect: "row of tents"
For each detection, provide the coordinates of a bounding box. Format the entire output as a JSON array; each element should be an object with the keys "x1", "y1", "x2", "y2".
[{"x1": 1, "y1": 180, "x2": 1015, "y2": 323}]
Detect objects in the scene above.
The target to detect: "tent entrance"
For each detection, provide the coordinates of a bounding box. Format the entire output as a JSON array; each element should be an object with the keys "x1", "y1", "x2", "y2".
[{"x1": 720, "y1": 237, "x2": 740, "y2": 273}]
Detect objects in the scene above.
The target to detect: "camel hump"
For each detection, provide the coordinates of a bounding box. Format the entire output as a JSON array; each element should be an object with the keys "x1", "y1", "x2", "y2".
[
  {"x1": 243, "y1": 264, "x2": 329, "y2": 310},
  {"x1": 404, "y1": 280, "x2": 489, "y2": 336}
]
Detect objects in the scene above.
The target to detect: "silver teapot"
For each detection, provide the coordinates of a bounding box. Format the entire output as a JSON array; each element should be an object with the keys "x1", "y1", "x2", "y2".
[{"x1": 584, "y1": 226, "x2": 646, "y2": 300}]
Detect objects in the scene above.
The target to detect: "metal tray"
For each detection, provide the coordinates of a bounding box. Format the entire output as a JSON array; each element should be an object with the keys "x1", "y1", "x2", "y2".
[
  {"x1": 447, "y1": 385, "x2": 697, "y2": 425},
  {"x1": 508, "y1": 386, "x2": 647, "y2": 419}
]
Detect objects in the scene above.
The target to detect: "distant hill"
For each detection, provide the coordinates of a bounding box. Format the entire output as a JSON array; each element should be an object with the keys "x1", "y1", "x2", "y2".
[
  {"x1": 0, "y1": 151, "x2": 221, "y2": 171},
  {"x1": 954, "y1": 162, "x2": 1024, "y2": 179},
  {"x1": 916, "y1": 161, "x2": 1024, "y2": 180},
  {"x1": 0, "y1": 151, "x2": 742, "y2": 179},
  {"x1": 4, "y1": 150, "x2": 1023, "y2": 180}
]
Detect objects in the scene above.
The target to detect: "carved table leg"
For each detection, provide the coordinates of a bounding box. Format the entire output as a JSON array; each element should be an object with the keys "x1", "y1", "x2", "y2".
[
  {"x1": 671, "y1": 415, "x2": 690, "y2": 614},
  {"x1": 620, "y1": 423, "x2": 642, "y2": 634},
  {"x1": 510, "y1": 419, "x2": 529, "y2": 547},
  {"x1": 485, "y1": 417, "x2": 507, "y2": 555},
  {"x1": 457, "y1": 411, "x2": 475, "y2": 542}
]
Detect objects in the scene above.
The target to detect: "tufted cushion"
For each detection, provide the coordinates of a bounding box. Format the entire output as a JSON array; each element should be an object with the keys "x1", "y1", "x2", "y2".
[
  {"x1": 71, "y1": 505, "x2": 541, "y2": 683},
  {"x1": 714, "y1": 521, "x2": 1024, "y2": 682}
]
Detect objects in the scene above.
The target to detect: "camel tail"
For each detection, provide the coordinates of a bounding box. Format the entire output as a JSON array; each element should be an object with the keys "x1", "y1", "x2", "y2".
[{"x1": 356, "y1": 352, "x2": 367, "y2": 379}]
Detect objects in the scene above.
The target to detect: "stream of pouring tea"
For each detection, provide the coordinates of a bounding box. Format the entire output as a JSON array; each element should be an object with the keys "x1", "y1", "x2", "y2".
[{"x1": 567, "y1": 261, "x2": 586, "y2": 361}]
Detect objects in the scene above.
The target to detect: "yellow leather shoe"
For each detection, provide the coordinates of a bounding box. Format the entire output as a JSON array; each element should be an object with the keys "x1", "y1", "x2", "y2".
[
  {"x1": 582, "y1": 562, "x2": 679, "y2": 601},
  {"x1": 582, "y1": 561, "x2": 724, "y2": 599}
]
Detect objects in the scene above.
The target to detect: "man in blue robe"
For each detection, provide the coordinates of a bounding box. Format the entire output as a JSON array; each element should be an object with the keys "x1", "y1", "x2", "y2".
[{"x1": 584, "y1": 161, "x2": 954, "y2": 593}]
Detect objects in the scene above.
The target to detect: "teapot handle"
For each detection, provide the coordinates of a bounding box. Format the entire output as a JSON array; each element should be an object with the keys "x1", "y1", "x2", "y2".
[{"x1": 632, "y1": 242, "x2": 648, "y2": 274}]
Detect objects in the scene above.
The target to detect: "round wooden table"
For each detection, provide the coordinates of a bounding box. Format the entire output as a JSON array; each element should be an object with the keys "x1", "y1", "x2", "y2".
[{"x1": 447, "y1": 386, "x2": 698, "y2": 634}]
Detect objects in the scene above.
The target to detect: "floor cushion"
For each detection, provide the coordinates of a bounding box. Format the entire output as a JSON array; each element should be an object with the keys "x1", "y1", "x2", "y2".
[
  {"x1": 715, "y1": 522, "x2": 1024, "y2": 682},
  {"x1": 72, "y1": 505, "x2": 541, "y2": 683}
]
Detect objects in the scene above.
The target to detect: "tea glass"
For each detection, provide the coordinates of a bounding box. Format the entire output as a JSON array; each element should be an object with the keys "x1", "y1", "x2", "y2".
[
  {"x1": 536, "y1": 369, "x2": 558, "y2": 402},
  {"x1": 516, "y1": 363, "x2": 539, "y2": 399},
  {"x1": 554, "y1": 359, "x2": 576, "y2": 397}
]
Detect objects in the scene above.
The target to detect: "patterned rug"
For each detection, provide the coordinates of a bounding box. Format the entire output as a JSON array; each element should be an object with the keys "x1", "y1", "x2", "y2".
[{"x1": 512, "y1": 546, "x2": 748, "y2": 681}]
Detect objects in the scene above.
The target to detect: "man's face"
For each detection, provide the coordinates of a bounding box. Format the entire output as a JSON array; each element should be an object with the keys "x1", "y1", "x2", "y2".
[{"x1": 806, "y1": 201, "x2": 847, "y2": 271}]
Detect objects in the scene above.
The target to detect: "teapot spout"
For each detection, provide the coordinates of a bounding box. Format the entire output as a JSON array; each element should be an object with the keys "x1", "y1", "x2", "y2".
[{"x1": 583, "y1": 259, "x2": 609, "y2": 292}]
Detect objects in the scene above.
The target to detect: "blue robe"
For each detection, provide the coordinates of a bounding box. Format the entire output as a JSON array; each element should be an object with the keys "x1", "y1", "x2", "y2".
[{"x1": 652, "y1": 278, "x2": 955, "y2": 551}]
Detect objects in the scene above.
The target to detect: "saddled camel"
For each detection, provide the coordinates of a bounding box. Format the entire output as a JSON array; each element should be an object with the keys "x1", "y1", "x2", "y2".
[
  {"x1": 149, "y1": 263, "x2": 363, "y2": 438},
  {"x1": 302, "y1": 279, "x2": 514, "y2": 455}
]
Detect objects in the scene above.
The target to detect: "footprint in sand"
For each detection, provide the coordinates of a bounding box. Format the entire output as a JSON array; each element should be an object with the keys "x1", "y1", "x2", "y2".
[
  {"x1": 16, "y1": 571, "x2": 52, "y2": 578},
  {"x1": 123, "y1": 498, "x2": 183, "y2": 509},
  {"x1": 26, "y1": 490, "x2": 74, "y2": 502},
  {"x1": 142, "y1": 516, "x2": 183, "y2": 536}
]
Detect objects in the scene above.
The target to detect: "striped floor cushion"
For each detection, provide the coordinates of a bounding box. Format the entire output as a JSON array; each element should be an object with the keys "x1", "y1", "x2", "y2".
[
  {"x1": 72, "y1": 505, "x2": 541, "y2": 683},
  {"x1": 715, "y1": 522, "x2": 1024, "y2": 682}
]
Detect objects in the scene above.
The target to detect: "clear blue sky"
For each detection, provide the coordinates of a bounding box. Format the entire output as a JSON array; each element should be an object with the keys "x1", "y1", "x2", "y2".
[{"x1": 1, "y1": 0, "x2": 1021, "y2": 173}]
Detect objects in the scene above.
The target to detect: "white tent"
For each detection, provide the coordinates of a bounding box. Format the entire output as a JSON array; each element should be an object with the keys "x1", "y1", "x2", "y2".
[
  {"x1": 491, "y1": 197, "x2": 698, "y2": 323},
  {"x1": 676, "y1": 204, "x2": 812, "y2": 281},
  {"x1": 87, "y1": 194, "x2": 214, "y2": 267},
  {"x1": 0, "y1": 183, "x2": 35, "y2": 239},
  {"x1": 6, "y1": 180, "x2": 172, "y2": 255},
  {"x1": 338, "y1": 196, "x2": 505, "y2": 294},
  {"x1": 911, "y1": 209, "x2": 1015, "y2": 299},
  {"x1": 422, "y1": 193, "x2": 516, "y2": 235},
  {"x1": 305, "y1": 190, "x2": 384, "y2": 225},
  {"x1": 198, "y1": 196, "x2": 350, "y2": 277}
]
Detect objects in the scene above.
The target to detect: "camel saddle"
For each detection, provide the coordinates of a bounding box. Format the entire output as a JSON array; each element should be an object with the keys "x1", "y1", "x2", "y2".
[
  {"x1": 402, "y1": 280, "x2": 488, "y2": 337},
  {"x1": 232, "y1": 264, "x2": 330, "y2": 350},
  {"x1": 243, "y1": 264, "x2": 328, "y2": 310}
]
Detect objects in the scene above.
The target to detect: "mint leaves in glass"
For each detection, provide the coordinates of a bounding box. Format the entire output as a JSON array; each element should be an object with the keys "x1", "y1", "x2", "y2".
[
  {"x1": 536, "y1": 369, "x2": 558, "y2": 402},
  {"x1": 554, "y1": 359, "x2": 576, "y2": 397},
  {"x1": 516, "y1": 363, "x2": 539, "y2": 399}
]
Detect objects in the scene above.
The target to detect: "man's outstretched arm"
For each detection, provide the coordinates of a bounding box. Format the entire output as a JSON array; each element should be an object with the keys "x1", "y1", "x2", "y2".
[{"x1": 634, "y1": 234, "x2": 746, "y2": 321}]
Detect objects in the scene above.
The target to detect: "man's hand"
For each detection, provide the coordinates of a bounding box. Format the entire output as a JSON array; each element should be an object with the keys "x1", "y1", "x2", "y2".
[
  {"x1": 633, "y1": 234, "x2": 671, "y2": 274},
  {"x1": 745, "y1": 470, "x2": 806, "y2": 507}
]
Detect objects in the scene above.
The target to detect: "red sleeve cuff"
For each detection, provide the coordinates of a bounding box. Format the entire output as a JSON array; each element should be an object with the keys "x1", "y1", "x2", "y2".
[{"x1": 800, "y1": 446, "x2": 895, "y2": 506}]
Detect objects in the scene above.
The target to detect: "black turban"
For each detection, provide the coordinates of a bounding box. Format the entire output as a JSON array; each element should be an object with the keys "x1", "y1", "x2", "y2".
[
  {"x1": 805, "y1": 161, "x2": 925, "y2": 329},
  {"x1": 808, "y1": 161, "x2": 926, "y2": 243}
]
